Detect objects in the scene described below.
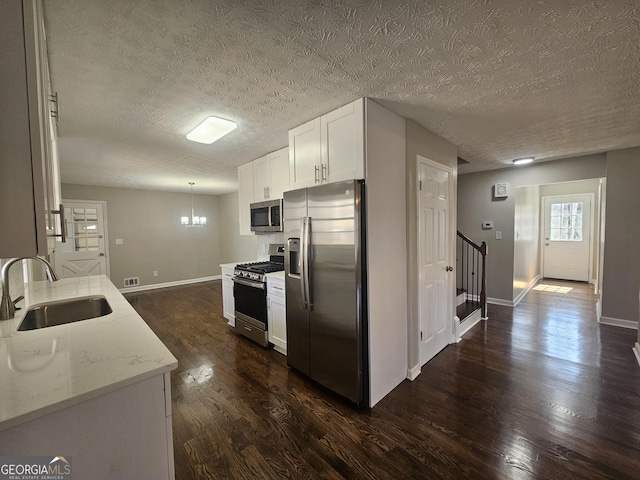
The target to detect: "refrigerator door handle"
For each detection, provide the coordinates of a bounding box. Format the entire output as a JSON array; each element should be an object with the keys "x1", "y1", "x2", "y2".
[
  {"x1": 303, "y1": 216, "x2": 313, "y2": 310},
  {"x1": 300, "y1": 217, "x2": 308, "y2": 310}
]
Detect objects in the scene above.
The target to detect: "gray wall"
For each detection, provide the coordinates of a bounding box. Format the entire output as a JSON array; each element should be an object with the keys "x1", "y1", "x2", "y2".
[
  {"x1": 458, "y1": 154, "x2": 607, "y2": 302},
  {"x1": 601, "y1": 148, "x2": 640, "y2": 325},
  {"x1": 62, "y1": 184, "x2": 222, "y2": 289},
  {"x1": 218, "y1": 191, "x2": 258, "y2": 263},
  {"x1": 405, "y1": 119, "x2": 458, "y2": 371}
]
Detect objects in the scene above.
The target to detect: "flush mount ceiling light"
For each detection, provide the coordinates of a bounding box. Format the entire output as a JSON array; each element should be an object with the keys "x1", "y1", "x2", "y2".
[
  {"x1": 181, "y1": 182, "x2": 206, "y2": 227},
  {"x1": 186, "y1": 116, "x2": 237, "y2": 144},
  {"x1": 513, "y1": 157, "x2": 535, "y2": 166}
]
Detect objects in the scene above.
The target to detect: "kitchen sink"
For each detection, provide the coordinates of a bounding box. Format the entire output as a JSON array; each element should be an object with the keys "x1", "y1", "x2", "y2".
[{"x1": 17, "y1": 296, "x2": 113, "y2": 331}]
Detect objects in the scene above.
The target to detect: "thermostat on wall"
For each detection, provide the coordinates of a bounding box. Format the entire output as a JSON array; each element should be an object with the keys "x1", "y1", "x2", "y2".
[
  {"x1": 494, "y1": 182, "x2": 508, "y2": 198},
  {"x1": 482, "y1": 221, "x2": 493, "y2": 230}
]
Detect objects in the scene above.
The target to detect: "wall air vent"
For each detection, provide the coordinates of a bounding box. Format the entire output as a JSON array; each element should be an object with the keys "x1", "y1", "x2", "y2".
[{"x1": 124, "y1": 277, "x2": 140, "y2": 288}]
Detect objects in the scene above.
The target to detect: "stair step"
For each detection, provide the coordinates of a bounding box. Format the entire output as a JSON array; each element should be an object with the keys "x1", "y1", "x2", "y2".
[{"x1": 457, "y1": 300, "x2": 481, "y2": 322}]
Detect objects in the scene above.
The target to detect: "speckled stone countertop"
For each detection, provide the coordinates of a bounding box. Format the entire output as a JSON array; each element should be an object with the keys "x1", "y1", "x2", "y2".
[{"x1": 0, "y1": 275, "x2": 177, "y2": 432}]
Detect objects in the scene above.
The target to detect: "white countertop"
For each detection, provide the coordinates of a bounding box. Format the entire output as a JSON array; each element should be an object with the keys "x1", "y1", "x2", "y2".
[
  {"x1": 0, "y1": 275, "x2": 177, "y2": 432},
  {"x1": 266, "y1": 271, "x2": 285, "y2": 280}
]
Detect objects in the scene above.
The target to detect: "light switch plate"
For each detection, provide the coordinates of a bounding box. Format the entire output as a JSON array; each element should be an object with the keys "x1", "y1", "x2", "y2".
[
  {"x1": 496, "y1": 231, "x2": 502, "y2": 240},
  {"x1": 115, "y1": 239, "x2": 123, "y2": 245}
]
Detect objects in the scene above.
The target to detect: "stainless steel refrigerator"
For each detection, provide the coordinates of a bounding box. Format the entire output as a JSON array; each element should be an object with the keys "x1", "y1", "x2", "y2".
[{"x1": 284, "y1": 179, "x2": 367, "y2": 405}]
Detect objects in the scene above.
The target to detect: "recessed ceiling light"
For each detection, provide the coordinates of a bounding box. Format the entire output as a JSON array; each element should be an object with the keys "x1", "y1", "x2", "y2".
[
  {"x1": 513, "y1": 157, "x2": 534, "y2": 165},
  {"x1": 186, "y1": 116, "x2": 237, "y2": 144}
]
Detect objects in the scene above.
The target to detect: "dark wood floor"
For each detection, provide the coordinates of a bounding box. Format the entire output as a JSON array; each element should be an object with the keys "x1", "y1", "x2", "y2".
[{"x1": 125, "y1": 279, "x2": 640, "y2": 479}]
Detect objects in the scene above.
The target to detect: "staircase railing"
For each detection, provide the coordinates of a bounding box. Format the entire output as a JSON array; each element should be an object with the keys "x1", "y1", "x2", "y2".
[{"x1": 456, "y1": 231, "x2": 488, "y2": 319}]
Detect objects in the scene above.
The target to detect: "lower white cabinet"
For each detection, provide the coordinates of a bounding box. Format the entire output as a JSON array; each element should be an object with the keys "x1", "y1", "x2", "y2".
[
  {"x1": 0, "y1": 373, "x2": 175, "y2": 480},
  {"x1": 221, "y1": 265, "x2": 235, "y2": 326},
  {"x1": 267, "y1": 275, "x2": 286, "y2": 354}
]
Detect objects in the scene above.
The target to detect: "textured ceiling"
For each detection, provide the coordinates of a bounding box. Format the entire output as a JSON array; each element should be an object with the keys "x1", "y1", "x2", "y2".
[{"x1": 43, "y1": 0, "x2": 640, "y2": 195}]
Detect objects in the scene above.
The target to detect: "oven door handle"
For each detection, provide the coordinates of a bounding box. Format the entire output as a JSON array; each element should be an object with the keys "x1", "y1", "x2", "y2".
[{"x1": 232, "y1": 277, "x2": 266, "y2": 290}]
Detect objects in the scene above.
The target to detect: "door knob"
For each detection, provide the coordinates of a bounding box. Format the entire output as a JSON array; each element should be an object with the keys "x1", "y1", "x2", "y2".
[
  {"x1": 446, "y1": 266, "x2": 453, "y2": 272},
  {"x1": 99, "y1": 253, "x2": 105, "y2": 257}
]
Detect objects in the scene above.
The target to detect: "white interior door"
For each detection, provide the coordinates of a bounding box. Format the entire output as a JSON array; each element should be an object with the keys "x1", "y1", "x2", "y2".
[
  {"x1": 54, "y1": 201, "x2": 109, "y2": 279},
  {"x1": 542, "y1": 194, "x2": 592, "y2": 281},
  {"x1": 418, "y1": 157, "x2": 453, "y2": 366}
]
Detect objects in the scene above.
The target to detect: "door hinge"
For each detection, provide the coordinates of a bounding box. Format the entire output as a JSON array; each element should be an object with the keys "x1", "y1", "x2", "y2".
[
  {"x1": 420, "y1": 331, "x2": 423, "y2": 341},
  {"x1": 419, "y1": 180, "x2": 422, "y2": 191}
]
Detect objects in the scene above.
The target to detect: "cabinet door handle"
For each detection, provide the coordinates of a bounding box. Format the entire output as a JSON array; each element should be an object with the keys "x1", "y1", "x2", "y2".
[
  {"x1": 322, "y1": 163, "x2": 327, "y2": 182},
  {"x1": 314, "y1": 165, "x2": 320, "y2": 183},
  {"x1": 50, "y1": 203, "x2": 67, "y2": 243}
]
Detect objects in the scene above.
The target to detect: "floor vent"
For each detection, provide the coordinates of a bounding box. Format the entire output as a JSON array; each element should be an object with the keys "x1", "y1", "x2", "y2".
[{"x1": 124, "y1": 277, "x2": 140, "y2": 288}]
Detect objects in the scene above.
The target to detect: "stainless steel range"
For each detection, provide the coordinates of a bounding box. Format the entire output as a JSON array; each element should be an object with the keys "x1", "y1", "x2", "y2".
[{"x1": 232, "y1": 244, "x2": 284, "y2": 347}]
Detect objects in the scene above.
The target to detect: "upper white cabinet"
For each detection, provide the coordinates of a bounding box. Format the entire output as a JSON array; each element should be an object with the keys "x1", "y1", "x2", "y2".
[
  {"x1": 253, "y1": 147, "x2": 289, "y2": 201},
  {"x1": 268, "y1": 148, "x2": 290, "y2": 199},
  {"x1": 238, "y1": 147, "x2": 289, "y2": 235},
  {"x1": 288, "y1": 98, "x2": 364, "y2": 190},
  {"x1": 0, "y1": 0, "x2": 63, "y2": 258},
  {"x1": 288, "y1": 118, "x2": 321, "y2": 188},
  {"x1": 237, "y1": 162, "x2": 254, "y2": 236}
]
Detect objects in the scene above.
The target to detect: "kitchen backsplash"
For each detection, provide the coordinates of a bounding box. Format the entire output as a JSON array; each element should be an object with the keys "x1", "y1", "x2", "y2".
[{"x1": 256, "y1": 232, "x2": 284, "y2": 261}]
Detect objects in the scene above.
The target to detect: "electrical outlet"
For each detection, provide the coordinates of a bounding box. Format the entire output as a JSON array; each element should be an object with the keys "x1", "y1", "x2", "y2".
[
  {"x1": 153, "y1": 270, "x2": 158, "y2": 277},
  {"x1": 115, "y1": 239, "x2": 123, "y2": 245},
  {"x1": 496, "y1": 231, "x2": 502, "y2": 240}
]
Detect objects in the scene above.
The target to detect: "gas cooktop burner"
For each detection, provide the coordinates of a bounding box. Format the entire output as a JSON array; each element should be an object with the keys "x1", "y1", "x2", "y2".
[
  {"x1": 235, "y1": 261, "x2": 284, "y2": 274},
  {"x1": 234, "y1": 255, "x2": 284, "y2": 282}
]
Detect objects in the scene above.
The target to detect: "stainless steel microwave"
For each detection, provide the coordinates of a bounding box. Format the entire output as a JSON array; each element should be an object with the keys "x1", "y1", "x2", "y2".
[{"x1": 250, "y1": 199, "x2": 283, "y2": 232}]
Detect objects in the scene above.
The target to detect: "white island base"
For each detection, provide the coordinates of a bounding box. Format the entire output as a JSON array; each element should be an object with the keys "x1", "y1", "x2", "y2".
[{"x1": 0, "y1": 372, "x2": 174, "y2": 480}]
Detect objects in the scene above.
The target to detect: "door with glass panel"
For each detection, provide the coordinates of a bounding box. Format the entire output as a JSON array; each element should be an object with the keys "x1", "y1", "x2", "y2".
[
  {"x1": 542, "y1": 195, "x2": 592, "y2": 282},
  {"x1": 53, "y1": 201, "x2": 109, "y2": 278}
]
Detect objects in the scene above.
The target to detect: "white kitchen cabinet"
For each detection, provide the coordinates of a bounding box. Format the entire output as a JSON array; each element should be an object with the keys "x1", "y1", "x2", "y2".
[
  {"x1": 289, "y1": 117, "x2": 322, "y2": 189},
  {"x1": 0, "y1": 0, "x2": 63, "y2": 257},
  {"x1": 288, "y1": 98, "x2": 364, "y2": 189},
  {"x1": 267, "y1": 147, "x2": 290, "y2": 199},
  {"x1": 321, "y1": 98, "x2": 365, "y2": 183},
  {"x1": 253, "y1": 147, "x2": 290, "y2": 201},
  {"x1": 0, "y1": 373, "x2": 175, "y2": 480},
  {"x1": 221, "y1": 264, "x2": 235, "y2": 326},
  {"x1": 267, "y1": 275, "x2": 286, "y2": 354},
  {"x1": 237, "y1": 162, "x2": 254, "y2": 236}
]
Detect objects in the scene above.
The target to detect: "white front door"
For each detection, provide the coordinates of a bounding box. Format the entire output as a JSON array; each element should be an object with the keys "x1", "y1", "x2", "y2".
[
  {"x1": 542, "y1": 195, "x2": 592, "y2": 282},
  {"x1": 418, "y1": 157, "x2": 454, "y2": 366},
  {"x1": 53, "y1": 201, "x2": 109, "y2": 279}
]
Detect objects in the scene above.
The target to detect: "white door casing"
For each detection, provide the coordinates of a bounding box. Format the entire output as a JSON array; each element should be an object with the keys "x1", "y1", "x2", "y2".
[
  {"x1": 418, "y1": 157, "x2": 454, "y2": 367},
  {"x1": 53, "y1": 201, "x2": 109, "y2": 279},
  {"x1": 542, "y1": 194, "x2": 593, "y2": 282}
]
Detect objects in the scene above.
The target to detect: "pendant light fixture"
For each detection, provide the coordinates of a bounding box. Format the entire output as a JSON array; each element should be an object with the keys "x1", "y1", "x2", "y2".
[{"x1": 181, "y1": 182, "x2": 206, "y2": 227}]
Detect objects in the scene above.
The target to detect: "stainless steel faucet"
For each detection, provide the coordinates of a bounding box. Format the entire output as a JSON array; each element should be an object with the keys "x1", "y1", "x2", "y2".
[{"x1": 0, "y1": 257, "x2": 59, "y2": 320}]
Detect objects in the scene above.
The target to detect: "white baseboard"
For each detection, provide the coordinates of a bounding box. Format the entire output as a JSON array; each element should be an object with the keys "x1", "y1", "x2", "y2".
[
  {"x1": 487, "y1": 297, "x2": 514, "y2": 307},
  {"x1": 512, "y1": 275, "x2": 542, "y2": 307},
  {"x1": 634, "y1": 343, "x2": 640, "y2": 367},
  {"x1": 119, "y1": 275, "x2": 221, "y2": 293},
  {"x1": 407, "y1": 364, "x2": 421, "y2": 381},
  {"x1": 599, "y1": 316, "x2": 638, "y2": 330}
]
